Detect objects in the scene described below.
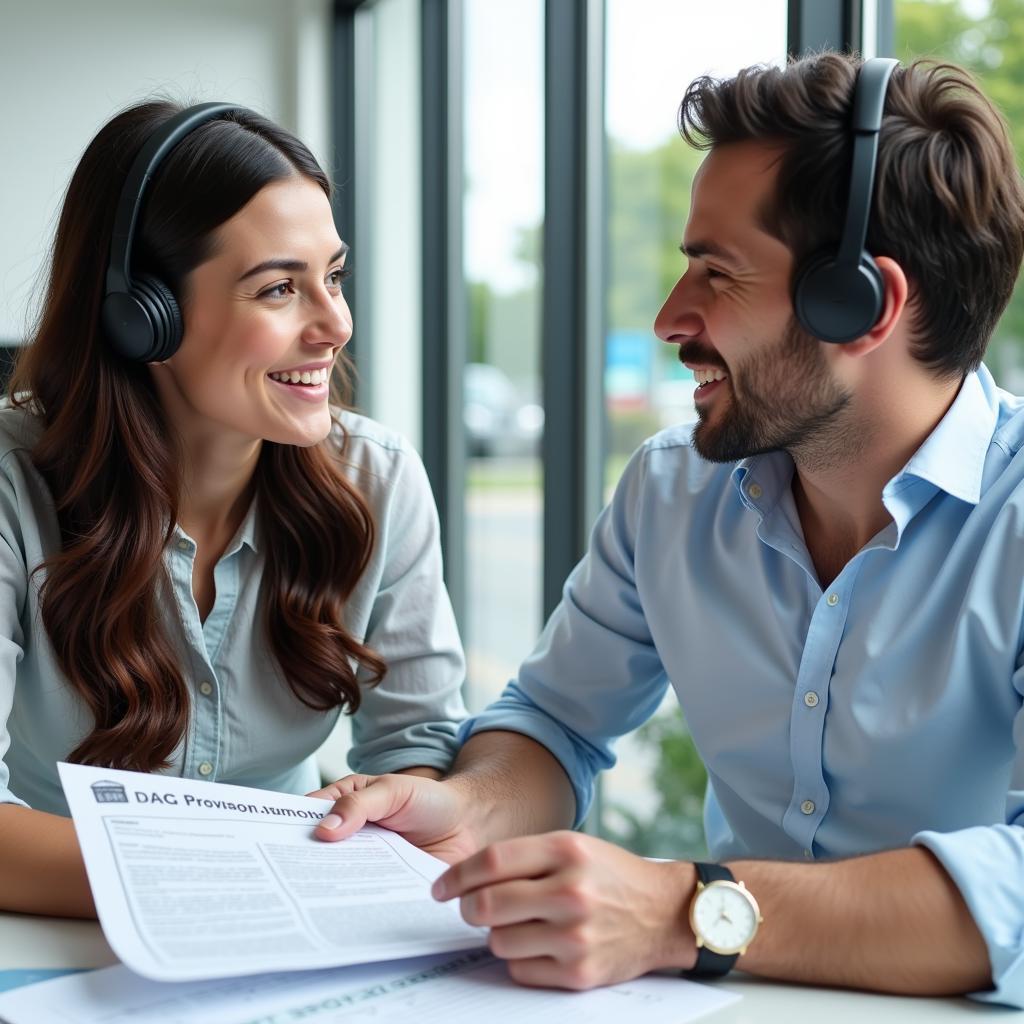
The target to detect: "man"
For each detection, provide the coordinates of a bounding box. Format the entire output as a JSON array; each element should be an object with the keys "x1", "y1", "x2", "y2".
[{"x1": 314, "y1": 52, "x2": 1024, "y2": 1005}]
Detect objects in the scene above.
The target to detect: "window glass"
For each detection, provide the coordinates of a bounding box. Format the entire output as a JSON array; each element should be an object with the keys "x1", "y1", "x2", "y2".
[
  {"x1": 366, "y1": 0, "x2": 422, "y2": 447},
  {"x1": 462, "y1": 0, "x2": 545, "y2": 712}
]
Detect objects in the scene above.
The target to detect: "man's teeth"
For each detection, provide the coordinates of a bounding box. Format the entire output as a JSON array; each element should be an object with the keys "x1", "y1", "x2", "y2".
[
  {"x1": 694, "y1": 367, "x2": 728, "y2": 387},
  {"x1": 268, "y1": 368, "x2": 329, "y2": 385}
]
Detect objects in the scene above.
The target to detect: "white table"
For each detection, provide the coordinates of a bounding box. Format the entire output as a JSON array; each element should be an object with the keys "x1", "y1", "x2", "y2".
[{"x1": 0, "y1": 911, "x2": 1011, "y2": 1021}]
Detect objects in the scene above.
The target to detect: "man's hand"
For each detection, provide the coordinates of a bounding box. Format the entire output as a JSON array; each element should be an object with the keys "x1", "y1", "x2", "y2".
[
  {"x1": 431, "y1": 830, "x2": 697, "y2": 989},
  {"x1": 307, "y1": 773, "x2": 480, "y2": 864}
]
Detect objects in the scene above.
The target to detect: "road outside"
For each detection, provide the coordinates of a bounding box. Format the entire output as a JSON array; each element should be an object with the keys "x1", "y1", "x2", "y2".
[{"x1": 464, "y1": 456, "x2": 665, "y2": 825}]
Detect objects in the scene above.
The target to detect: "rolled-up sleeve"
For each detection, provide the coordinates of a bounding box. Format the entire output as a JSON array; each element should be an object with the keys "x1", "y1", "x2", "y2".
[
  {"x1": 913, "y1": 663, "x2": 1024, "y2": 1007},
  {"x1": 914, "y1": 825, "x2": 1024, "y2": 1006},
  {"x1": 0, "y1": 455, "x2": 28, "y2": 808},
  {"x1": 347, "y1": 441, "x2": 468, "y2": 776},
  {"x1": 460, "y1": 442, "x2": 670, "y2": 826}
]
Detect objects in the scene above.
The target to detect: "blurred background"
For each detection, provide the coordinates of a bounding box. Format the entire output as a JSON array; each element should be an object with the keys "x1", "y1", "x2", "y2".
[{"x1": 2, "y1": 0, "x2": 1019, "y2": 859}]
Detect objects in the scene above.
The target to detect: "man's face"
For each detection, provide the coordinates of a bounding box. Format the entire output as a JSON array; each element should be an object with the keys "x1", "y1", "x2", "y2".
[{"x1": 654, "y1": 141, "x2": 852, "y2": 464}]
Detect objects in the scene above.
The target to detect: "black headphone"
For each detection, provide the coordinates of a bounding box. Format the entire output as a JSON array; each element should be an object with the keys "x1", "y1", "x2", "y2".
[
  {"x1": 792, "y1": 57, "x2": 899, "y2": 344},
  {"x1": 101, "y1": 102, "x2": 248, "y2": 363}
]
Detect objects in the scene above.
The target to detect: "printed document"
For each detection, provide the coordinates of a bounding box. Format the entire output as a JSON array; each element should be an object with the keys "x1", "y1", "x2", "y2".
[
  {"x1": 0, "y1": 949, "x2": 741, "y2": 1024},
  {"x1": 57, "y1": 762, "x2": 486, "y2": 983}
]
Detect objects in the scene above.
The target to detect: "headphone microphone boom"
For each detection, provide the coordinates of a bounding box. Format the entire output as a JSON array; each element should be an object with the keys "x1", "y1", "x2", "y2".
[
  {"x1": 100, "y1": 102, "x2": 247, "y2": 363},
  {"x1": 791, "y1": 57, "x2": 899, "y2": 344}
]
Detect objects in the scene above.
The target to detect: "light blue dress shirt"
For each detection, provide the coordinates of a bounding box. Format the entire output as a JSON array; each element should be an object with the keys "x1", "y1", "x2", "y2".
[
  {"x1": 462, "y1": 364, "x2": 1024, "y2": 1006},
  {"x1": 0, "y1": 407, "x2": 467, "y2": 816}
]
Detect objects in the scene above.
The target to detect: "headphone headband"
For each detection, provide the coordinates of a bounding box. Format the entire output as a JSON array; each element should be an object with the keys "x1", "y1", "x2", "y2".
[
  {"x1": 835, "y1": 58, "x2": 898, "y2": 270},
  {"x1": 105, "y1": 102, "x2": 242, "y2": 296},
  {"x1": 101, "y1": 102, "x2": 249, "y2": 362},
  {"x1": 792, "y1": 57, "x2": 899, "y2": 344}
]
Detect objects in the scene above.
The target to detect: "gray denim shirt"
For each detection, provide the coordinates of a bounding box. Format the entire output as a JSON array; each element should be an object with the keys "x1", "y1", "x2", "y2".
[{"x1": 0, "y1": 406, "x2": 467, "y2": 815}]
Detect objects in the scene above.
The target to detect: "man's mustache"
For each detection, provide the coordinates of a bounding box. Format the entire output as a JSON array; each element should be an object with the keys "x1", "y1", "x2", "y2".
[{"x1": 677, "y1": 342, "x2": 728, "y2": 373}]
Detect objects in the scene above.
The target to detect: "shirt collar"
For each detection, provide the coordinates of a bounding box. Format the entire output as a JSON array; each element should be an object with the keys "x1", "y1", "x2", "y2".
[
  {"x1": 889, "y1": 367, "x2": 996, "y2": 507},
  {"x1": 170, "y1": 495, "x2": 260, "y2": 557},
  {"x1": 231, "y1": 495, "x2": 260, "y2": 555},
  {"x1": 728, "y1": 367, "x2": 998, "y2": 513},
  {"x1": 730, "y1": 450, "x2": 792, "y2": 514}
]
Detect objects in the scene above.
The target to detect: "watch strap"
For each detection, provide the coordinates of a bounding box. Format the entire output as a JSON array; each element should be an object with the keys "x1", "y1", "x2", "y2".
[{"x1": 681, "y1": 862, "x2": 739, "y2": 980}]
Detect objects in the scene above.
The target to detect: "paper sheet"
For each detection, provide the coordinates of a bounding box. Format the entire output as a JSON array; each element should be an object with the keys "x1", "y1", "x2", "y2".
[
  {"x1": 58, "y1": 763, "x2": 486, "y2": 982},
  {"x1": 0, "y1": 950, "x2": 741, "y2": 1024}
]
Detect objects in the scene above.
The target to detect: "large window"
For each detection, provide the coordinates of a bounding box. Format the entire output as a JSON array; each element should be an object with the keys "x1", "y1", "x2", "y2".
[
  {"x1": 355, "y1": 0, "x2": 853, "y2": 847},
  {"x1": 894, "y1": 0, "x2": 1024, "y2": 388}
]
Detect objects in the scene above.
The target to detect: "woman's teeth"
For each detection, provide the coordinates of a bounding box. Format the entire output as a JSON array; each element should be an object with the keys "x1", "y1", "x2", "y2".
[{"x1": 269, "y1": 368, "x2": 329, "y2": 385}]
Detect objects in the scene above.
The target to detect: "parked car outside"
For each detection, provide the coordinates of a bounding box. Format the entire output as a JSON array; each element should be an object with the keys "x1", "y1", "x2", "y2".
[{"x1": 464, "y1": 362, "x2": 543, "y2": 457}]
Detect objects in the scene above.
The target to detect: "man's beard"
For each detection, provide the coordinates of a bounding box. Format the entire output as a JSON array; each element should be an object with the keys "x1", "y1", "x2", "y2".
[{"x1": 687, "y1": 317, "x2": 854, "y2": 465}]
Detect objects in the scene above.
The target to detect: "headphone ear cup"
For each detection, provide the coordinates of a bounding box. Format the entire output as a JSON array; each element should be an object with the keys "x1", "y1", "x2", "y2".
[
  {"x1": 100, "y1": 275, "x2": 182, "y2": 362},
  {"x1": 793, "y1": 251, "x2": 885, "y2": 344},
  {"x1": 133, "y1": 274, "x2": 183, "y2": 362},
  {"x1": 101, "y1": 290, "x2": 155, "y2": 362}
]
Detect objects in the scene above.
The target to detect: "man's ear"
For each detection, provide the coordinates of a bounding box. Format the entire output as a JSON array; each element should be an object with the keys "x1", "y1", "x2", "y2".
[{"x1": 838, "y1": 256, "x2": 909, "y2": 358}]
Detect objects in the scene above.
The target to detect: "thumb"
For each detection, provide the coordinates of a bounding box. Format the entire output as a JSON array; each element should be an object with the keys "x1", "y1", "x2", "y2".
[{"x1": 313, "y1": 774, "x2": 412, "y2": 843}]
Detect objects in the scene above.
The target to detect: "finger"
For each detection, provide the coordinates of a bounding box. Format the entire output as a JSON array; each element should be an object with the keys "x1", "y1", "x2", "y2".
[
  {"x1": 487, "y1": 921, "x2": 567, "y2": 961},
  {"x1": 313, "y1": 776, "x2": 412, "y2": 842},
  {"x1": 306, "y1": 774, "x2": 376, "y2": 801},
  {"x1": 433, "y1": 833, "x2": 575, "y2": 900},
  {"x1": 459, "y1": 878, "x2": 576, "y2": 928},
  {"x1": 505, "y1": 955, "x2": 603, "y2": 992}
]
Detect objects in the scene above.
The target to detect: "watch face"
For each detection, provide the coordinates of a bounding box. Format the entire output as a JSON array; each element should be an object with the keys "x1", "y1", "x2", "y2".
[{"x1": 691, "y1": 881, "x2": 760, "y2": 956}]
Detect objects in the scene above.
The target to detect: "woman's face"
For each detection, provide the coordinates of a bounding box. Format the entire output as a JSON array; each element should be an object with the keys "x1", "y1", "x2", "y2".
[{"x1": 150, "y1": 175, "x2": 350, "y2": 449}]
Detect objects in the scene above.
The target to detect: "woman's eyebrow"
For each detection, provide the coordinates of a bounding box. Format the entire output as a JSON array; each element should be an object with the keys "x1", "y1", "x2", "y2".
[{"x1": 237, "y1": 243, "x2": 349, "y2": 283}]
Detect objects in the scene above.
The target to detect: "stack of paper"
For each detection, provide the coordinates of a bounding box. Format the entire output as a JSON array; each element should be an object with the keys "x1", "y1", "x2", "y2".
[{"x1": 0, "y1": 763, "x2": 740, "y2": 1024}]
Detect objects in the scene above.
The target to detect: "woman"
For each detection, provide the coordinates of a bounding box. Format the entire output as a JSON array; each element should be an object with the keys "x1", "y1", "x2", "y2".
[{"x1": 0, "y1": 101, "x2": 466, "y2": 917}]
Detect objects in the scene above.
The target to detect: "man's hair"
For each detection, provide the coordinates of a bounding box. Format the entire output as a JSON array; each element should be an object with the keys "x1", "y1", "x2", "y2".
[{"x1": 678, "y1": 52, "x2": 1024, "y2": 380}]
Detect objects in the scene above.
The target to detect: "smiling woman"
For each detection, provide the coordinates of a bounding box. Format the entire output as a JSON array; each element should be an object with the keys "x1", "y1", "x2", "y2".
[
  {"x1": 0, "y1": 101, "x2": 467, "y2": 918},
  {"x1": 149, "y1": 175, "x2": 354, "y2": 451}
]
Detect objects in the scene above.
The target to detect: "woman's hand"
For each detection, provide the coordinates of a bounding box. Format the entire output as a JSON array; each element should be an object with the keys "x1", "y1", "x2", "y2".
[{"x1": 307, "y1": 773, "x2": 481, "y2": 864}]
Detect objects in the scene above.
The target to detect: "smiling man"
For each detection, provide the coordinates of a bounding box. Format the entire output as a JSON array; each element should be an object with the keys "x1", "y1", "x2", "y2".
[{"x1": 314, "y1": 52, "x2": 1024, "y2": 1006}]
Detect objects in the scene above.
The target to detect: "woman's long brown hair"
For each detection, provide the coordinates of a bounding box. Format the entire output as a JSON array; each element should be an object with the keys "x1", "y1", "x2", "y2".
[{"x1": 9, "y1": 101, "x2": 386, "y2": 770}]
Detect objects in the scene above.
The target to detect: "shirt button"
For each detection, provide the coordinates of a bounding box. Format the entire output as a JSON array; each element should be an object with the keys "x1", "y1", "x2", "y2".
[
  {"x1": 199, "y1": 681, "x2": 213, "y2": 697},
  {"x1": 801, "y1": 799, "x2": 815, "y2": 815},
  {"x1": 826, "y1": 593, "x2": 839, "y2": 607},
  {"x1": 804, "y1": 691, "x2": 819, "y2": 708},
  {"x1": 804, "y1": 849, "x2": 812, "y2": 859},
  {"x1": 198, "y1": 761, "x2": 213, "y2": 777},
  {"x1": 748, "y1": 483, "x2": 763, "y2": 500},
  {"x1": 177, "y1": 539, "x2": 190, "y2": 552}
]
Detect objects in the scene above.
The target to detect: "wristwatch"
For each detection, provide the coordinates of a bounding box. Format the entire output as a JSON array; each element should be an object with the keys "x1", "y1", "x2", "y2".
[{"x1": 681, "y1": 862, "x2": 762, "y2": 979}]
